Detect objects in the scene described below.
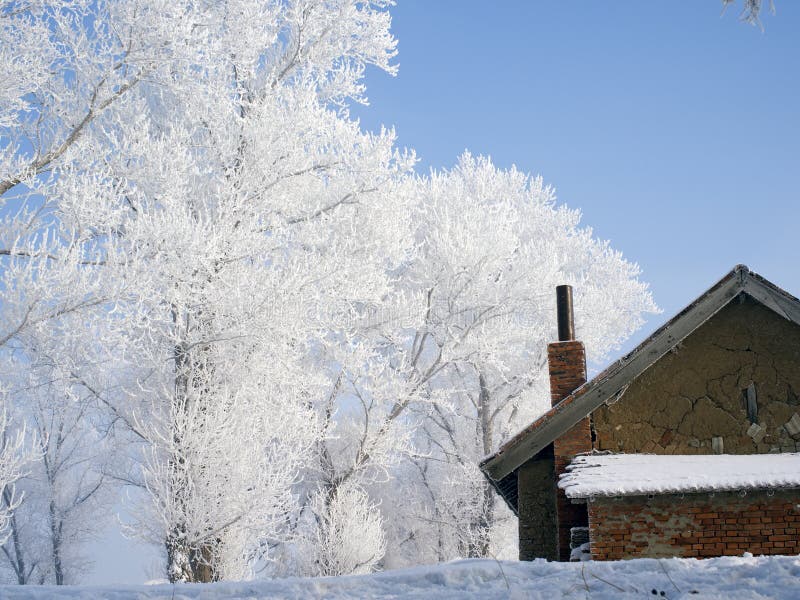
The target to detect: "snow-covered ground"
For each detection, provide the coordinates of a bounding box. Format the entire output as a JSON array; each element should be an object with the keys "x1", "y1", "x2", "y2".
[{"x1": 0, "y1": 555, "x2": 798, "y2": 599}]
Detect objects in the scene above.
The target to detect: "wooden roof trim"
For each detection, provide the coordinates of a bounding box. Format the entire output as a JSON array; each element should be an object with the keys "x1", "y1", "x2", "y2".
[{"x1": 743, "y1": 271, "x2": 800, "y2": 324}]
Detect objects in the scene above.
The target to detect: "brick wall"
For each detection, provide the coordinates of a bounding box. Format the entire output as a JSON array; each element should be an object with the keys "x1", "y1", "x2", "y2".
[
  {"x1": 548, "y1": 340, "x2": 591, "y2": 561},
  {"x1": 588, "y1": 489, "x2": 800, "y2": 560},
  {"x1": 548, "y1": 341, "x2": 587, "y2": 405}
]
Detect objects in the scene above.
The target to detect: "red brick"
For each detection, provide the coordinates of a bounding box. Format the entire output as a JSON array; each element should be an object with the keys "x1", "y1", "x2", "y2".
[
  {"x1": 587, "y1": 489, "x2": 800, "y2": 561},
  {"x1": 549, "y1": 340, "x2": 589, "y2": 562}
]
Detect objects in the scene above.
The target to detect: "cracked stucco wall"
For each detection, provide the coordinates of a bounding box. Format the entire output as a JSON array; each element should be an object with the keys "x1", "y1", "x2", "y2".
[{"x1": 593, "y1": 295, "x2": 800, "y2": 454}]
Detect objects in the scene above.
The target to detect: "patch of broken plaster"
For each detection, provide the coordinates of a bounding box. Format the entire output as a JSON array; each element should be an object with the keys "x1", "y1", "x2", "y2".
[
  {"x1": 592, "y1": 297, "x2": 800, "y2": 455},
  {"x1": 628, "y1": 506, "x2": 696, "y2": 558}
]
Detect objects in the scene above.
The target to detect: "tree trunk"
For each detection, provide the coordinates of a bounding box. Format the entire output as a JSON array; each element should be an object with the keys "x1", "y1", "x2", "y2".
[
  {"x1": 48, "y1": 498, "x2": 64, "y2": 584},
  {"x1": 166, "y1": 330, "x2": 217, "y2": 583},
  {"x1": 468, "y1": 372, "x2": 494, "y2": 558},
  {"x1": 2, "y1": 486, "x2": 27, "y2": 584},
  {"x1": 166, "y1": 527, "x2": 216, "y2": 583}
]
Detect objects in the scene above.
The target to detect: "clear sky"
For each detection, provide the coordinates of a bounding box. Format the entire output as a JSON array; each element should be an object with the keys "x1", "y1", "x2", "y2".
[{"x1": 352, "y1": 1, "x2": 800, "y2": 354}]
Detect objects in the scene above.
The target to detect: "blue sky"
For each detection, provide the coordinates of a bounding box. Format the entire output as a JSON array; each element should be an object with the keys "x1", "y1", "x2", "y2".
[{"x1": 352, "y1": 1, "x2": 800, "y2": 353}]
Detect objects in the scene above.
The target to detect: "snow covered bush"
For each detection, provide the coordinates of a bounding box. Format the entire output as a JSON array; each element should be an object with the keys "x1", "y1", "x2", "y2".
[{"x1": 303, "y1": 483, "x2": 386, "y2": 577}]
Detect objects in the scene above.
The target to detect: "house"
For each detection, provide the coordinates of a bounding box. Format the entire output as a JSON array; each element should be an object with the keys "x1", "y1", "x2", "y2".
[{"x1": 479, "y1": 265, "x2": 800, "y2": 561}]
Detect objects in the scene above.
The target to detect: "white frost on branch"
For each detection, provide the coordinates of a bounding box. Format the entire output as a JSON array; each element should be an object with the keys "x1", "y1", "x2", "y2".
[
  {"x1": 0, "y1": 391, "x2": 30, "y2": 547},
  {"x1": 722, "y1": 0, "x2": 776, "y2": 29},
  {"x1": 303, "y1": 482, "x2": 386, "y2": 577},
  {"x1": 374, "y1": 154, "x2": 658, "y2": 566}
]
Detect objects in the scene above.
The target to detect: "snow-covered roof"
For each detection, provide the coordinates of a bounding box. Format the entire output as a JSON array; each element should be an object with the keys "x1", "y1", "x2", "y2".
[{"x1": 559, "y1": 453, "x2": 800, "y2": 499}]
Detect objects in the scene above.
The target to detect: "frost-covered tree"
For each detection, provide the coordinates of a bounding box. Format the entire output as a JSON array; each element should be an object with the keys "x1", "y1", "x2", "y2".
[
  {"x1": 2, "y1": 0, "x2": 412, "y2": 583},
  {"x1": 0, "y1": 356, "x2": 115, "y2": 585},
  {"x1": 374, "y1": 155, "x2": 657, "y2": 566},
  {"x1": 0, "y1": 1, "x2": 140, "y2": 579},
  {"x1": 0, "y1": 398, "x2": 28, "y2": 548},
  {"x1": 2, "y1": 0, "x2": 659, "y2": 583},
  {"x1": 284, "y1": 338, "x2": 421, "y2": 576},
  {"x1": 0, "y1": 248, "x2": 122, "y2": 587}
]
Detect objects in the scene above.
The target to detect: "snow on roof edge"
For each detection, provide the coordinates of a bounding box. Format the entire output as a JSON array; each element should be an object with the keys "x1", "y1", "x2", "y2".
[{"x1": 558, "y1": 453, "x2": 800, "y2": 499}]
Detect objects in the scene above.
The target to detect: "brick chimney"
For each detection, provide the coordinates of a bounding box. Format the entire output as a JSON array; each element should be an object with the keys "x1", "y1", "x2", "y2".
[{"x1": 549, "y1": 285, "x2": 591, "y2": 561}]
